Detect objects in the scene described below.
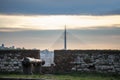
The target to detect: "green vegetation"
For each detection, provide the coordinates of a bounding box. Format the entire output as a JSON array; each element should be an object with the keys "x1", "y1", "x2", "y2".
[{"x1": 0, "y1": 72, "x2": 120, "y2": 80}]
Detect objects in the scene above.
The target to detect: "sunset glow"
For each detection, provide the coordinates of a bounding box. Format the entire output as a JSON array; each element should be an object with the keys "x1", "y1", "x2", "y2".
[{"x1": 0, "y1": 14, "x2": 120, "y2": 31}]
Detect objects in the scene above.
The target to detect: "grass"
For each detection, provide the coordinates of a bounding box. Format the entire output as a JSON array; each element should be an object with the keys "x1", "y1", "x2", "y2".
[{"x1": 0, "y1": 72, "x2": 120, "y2": 80}]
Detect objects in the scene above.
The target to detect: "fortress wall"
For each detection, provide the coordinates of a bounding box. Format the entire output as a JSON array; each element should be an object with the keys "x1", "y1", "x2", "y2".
[
  {"x1": 54, "y1": 50, "x2": 120, "y2": 74},
  {"x1": 0, "y1": 50, "x2": 40, "y2": 73}
]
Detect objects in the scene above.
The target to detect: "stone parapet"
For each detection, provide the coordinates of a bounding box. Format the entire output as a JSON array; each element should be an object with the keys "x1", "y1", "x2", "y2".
[
  {"x1": 54, "y1": 50, "x2": 120, "y2": 74},
  {"x1": 0, "y1": 50, "x2": 40, "y2": 73}
]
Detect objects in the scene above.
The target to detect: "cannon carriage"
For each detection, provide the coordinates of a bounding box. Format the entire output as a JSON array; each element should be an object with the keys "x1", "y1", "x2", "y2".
[{"x1": 22, "y1": 57, "x2": 45, "y2": 74}]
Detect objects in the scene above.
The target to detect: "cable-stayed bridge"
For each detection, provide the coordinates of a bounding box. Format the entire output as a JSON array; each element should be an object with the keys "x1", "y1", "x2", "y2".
[{"x1": 49, "y1": 26, "x2": 91, "y2": 50}]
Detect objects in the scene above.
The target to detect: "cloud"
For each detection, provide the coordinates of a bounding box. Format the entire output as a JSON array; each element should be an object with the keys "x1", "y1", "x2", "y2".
[
  {"x1": 0, "y1": 14, "x2": 120, "y2": 32},
  {"x1": 107, "y1": 9, "x2": 120, "y2": 15},
  {"x1": 0, "y1": 27, "x2": 33, "y2": 32},
  {"x1": 0, "y1": 0, "x2": 120, "y2": 15}
]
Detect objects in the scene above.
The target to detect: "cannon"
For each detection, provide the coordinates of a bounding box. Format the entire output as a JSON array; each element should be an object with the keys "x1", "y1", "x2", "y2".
[
  {"x1": 22, "y1": 57, "x2": 45, "y2": 65},
  {"x1": 22, "y1": 57, "x2": 45, "y2": 74}
]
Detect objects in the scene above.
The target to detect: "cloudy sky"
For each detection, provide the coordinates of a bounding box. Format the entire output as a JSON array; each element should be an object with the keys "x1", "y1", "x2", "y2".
[{"x1": 0, "y1": 0, "x2": 120, "y2": 50}]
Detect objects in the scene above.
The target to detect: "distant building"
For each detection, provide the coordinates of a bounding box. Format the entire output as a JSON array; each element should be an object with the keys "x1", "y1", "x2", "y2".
[
  {"x1": 0, "y1": 44, "x2": 15, "y2": 50},
  {"x1": 1, "y1": 44, "x2": 4, "y2": 47},
  {"x1": 40, "y1": 49, "x2": 54, "y2": 67},
  {"x1": 0, "y1": 44, "x2": 5, "y2": 49}
]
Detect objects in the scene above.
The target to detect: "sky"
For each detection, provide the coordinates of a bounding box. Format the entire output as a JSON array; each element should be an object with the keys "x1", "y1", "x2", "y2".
[{"x1": 0, "y1": 0, "x2": 120, "y2": 50}]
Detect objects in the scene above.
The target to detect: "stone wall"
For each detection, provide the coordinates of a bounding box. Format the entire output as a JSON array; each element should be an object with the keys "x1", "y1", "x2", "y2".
[
  {"x1": 54, "y1": 50, "x2": 120, "y2": 74},
  {"x1": 0, "y1": 50, "x2": 40, "y2": 73}
]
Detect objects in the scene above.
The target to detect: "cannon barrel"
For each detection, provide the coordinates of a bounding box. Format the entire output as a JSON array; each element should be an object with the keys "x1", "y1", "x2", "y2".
[{"x1": 22, "y1": 57, "x2": 45, "y2": 65}]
